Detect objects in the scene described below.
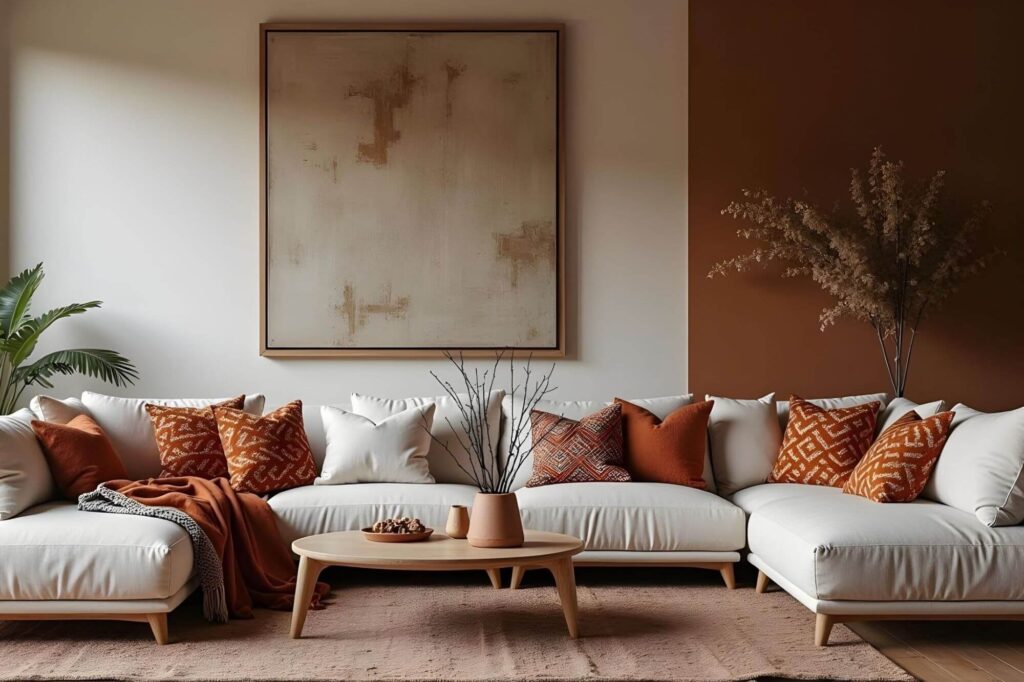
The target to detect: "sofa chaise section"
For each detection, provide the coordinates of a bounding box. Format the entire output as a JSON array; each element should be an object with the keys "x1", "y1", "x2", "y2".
[
  {"x1": 0, "y1": 501, "x2": 197, "y2": 643},
  {"x1": 733, "y1": 484, "x2": 1024, "y2": 645}
]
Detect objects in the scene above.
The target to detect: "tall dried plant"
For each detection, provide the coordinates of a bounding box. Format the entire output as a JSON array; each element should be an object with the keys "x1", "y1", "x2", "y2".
[
  {"x1": 428, "y1": 351, "x2": 558, "y2": 494},
  {"x1": 709, "y1": 147, "x2": 997, "y2": 397}
]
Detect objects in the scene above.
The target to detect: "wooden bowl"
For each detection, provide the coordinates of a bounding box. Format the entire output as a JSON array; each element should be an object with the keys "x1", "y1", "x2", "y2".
[{"x1": 361, "y1": 528, "x2": 434, "y2": 543}]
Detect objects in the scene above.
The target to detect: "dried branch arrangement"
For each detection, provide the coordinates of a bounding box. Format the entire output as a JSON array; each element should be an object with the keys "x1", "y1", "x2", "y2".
[
  {"x1": 710, "y1": 147, "x2": 998, "y2": 397},
  {"x1": 428, "y1": 351, "x2": 557, "y2": 494}
]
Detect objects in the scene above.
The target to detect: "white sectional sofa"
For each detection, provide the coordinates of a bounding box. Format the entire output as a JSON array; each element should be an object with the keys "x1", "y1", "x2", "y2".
[
  {"x1": 0, "y1": 392, "x2": 744, "y2": 643},
  {"x1": 4, "y1": 390, "x2": 1022, "y2": 647}
]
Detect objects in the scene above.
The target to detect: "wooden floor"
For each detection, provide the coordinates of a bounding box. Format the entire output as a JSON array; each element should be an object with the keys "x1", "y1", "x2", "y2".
[{"x1": 850, "y1": 620, "x2": 1024, "y2": 681}]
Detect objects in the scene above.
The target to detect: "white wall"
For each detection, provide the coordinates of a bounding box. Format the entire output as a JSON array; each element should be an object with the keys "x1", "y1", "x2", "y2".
[{"x1": 6, "y1": 0, "x2": 687, "y2": 408}]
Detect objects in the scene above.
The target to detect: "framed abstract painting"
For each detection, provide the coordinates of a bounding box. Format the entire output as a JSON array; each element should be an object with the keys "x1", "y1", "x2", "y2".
[{"x1": 260, "y1": 23, "x2": 564, "y2": 357}]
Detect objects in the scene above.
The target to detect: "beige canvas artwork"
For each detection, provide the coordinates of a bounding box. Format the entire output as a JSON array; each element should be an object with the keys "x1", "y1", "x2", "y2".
[{"x1": 262, "y1": 26, "x2": 562, "y2": 354}]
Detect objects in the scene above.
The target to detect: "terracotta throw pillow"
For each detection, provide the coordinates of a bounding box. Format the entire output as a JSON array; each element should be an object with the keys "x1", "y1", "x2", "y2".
[
  {"x1": 526, "y1": 404, "x2": 630, "y2": 487},
  {"x1": 615, "y1": 398, "x2": 712, "y2": 489},
  {"x1": 146, "y1": 395, "x2": 245, "y2": 479},
  {"x1": 769, "y1": 396, "x2": 880, "y2": 487},
  {"x1": 844, "y1": 410, "x2": 955, "y2": 503},
  {"x1": 31, "y1": 415, "x2": 128, "y2": 499},
  {"x1": 213, "y1": 400, "x2": 317, "y2": 494}
]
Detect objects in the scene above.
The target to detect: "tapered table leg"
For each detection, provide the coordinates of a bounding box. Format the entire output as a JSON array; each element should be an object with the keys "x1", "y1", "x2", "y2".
[
  {"x1": 290, "y1": 556, "x2": 324, "y2": 638},
  {"x1": 486, "y1": 568, "x2": 502, "y2": 589},
  {"x1": 510, "y1": 565, "x2": 526, "y2": 590},
  {"x1": 548, "y1": 558, "x2": 579, "y2": 638}
]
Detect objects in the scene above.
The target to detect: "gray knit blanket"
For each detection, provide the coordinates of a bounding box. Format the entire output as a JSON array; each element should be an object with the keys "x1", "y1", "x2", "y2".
[{"x1": 78, "y1": 484, "x2": 229, "y2": 622}]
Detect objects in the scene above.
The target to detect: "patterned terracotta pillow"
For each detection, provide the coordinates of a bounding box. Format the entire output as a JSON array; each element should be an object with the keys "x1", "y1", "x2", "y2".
[
  {"x1": 526, "y1": 404, "x2": 630, "y2": 487},
  {"x1": 844, "y1": 410, "x2": 955, "y2": 502},
  {"x1": 213, "y1": 400, "x2": 317, "y2": 494},
  {"x1": 146, "y1": 396, "x2": 244, "y2": 479},
  {"x1": 769, "y1": 396, "x2": 880, "y2": 487}
]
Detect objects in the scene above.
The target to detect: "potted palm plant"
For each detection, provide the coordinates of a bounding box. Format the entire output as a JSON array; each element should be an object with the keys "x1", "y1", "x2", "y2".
[
  {"x1": 428, "y1": 351, "x2": 558, "y2": 548},
  {"x1": 0, "y1": 263, "x2": 138, "y2": 414}
]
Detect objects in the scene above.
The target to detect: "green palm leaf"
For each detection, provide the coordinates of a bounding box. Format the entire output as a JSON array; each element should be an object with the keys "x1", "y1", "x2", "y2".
[
  {"x1": 0, "y1": 301, "x2": 103, "y2": 367},
  {"x1": 14, "y1": 348, "x2": 139, "y2": 389},
  {"x1": 0, "y1": 263, "x2": 44, "y2": 338}
]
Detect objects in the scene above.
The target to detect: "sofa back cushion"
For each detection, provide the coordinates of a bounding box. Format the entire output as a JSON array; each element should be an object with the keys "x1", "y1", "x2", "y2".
[
  {"x1": 350, "y1": 391, "x2": 503, "y2": 485},
  {"x1": 776, "y1": 393, "x2": 888, "y2": 429},
  {"x1": 0, "y1": 409, "x2": 55, "y2": 519},
  {"x1": 706, "y1": 394, "x2": 782, "y2": 496},
  {"x1": 924, "y1": 404, "x2": 1024, "y2": 526},
  {"x1": 81, "y1": 392, "x2": 266, "y2": 479},
  {"x1": 499, "y1": 394, "x2": 704, "y2": 491},
  {"x1": 876, "y1": 396, "x2": 945, "y2": 435}
]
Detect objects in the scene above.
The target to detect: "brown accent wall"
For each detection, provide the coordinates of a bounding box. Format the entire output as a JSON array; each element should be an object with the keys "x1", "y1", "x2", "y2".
[{"x1": 689, "y1": 0, "x2": 1024, "y2": 411}]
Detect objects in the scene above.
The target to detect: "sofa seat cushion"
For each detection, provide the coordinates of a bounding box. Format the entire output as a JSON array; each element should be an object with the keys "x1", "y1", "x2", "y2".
[
  {"x1": 0, "y1": 502, "x2": 193, "y2": 601},
  {"x1": 268, "y1": 483, "x2": 478, "y2": 545},
  {"x1": 738, "y1": 484, "x2": 1024, "y2": 601},
  {"x1": 516, "y1": 482, "x2": 746, "y2": 552}
]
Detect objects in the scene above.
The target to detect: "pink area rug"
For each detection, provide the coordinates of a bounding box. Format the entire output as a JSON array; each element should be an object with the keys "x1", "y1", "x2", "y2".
[{"x1": 0, "y1": 568, "x2": 910, "y2": 681}]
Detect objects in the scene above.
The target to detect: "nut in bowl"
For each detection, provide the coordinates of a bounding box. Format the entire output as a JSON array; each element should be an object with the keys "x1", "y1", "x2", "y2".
[{"x1": 362, "y1": 517, "x2": 434, "y2": 543}]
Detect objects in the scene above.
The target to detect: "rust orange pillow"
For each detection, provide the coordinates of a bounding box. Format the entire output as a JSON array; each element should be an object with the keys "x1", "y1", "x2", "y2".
[
  {"x1": 146, "y1": 395, "x2": 245, "y2": 479},
  {"x1": 615, "y1": 398, "x2": 712, "y2": 489},
  {"x1": 213, "y1": 400, "x2": 317, "y2": 494},
  {"x1": 769, "y1": 396, "x2": 880, "y2": 487},
  {"x1": 31, "y1": 415, "x2": 128, "y2": 499},
  {"x1": 526, "y1": 404, "x2": 630, "y2": 487},
  {"x1": 844, "y1": 410, "x2": 955, "y2": 502}
]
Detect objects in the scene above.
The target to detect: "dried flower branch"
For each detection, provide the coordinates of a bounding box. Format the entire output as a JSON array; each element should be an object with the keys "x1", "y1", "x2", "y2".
[
  {"x1": 427, "y1": 351, "x2": 557, "y2": 494},
  {"x1": 710, "y1": 146, "x2": 998, "y2": 397}
]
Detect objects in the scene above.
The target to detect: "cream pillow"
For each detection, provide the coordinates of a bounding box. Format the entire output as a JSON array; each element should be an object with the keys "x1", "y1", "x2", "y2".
[
  {"x1": 81, "y1": 391, "x2": 266, "y2": 479},
  {"x1": 29, "y1": 395, "x2": 89, "y2": 424},
  {"x1": 0, "y1": 408, "x2": 55, "y2": 520},
  {"x1": 924, "y1": 404, "x2": 1024, "y2": 526},
  {"x1": 317, "y1": 404, "x2": 436, "y2": 485},
  {"x1": 876, "y1": 397, "x2": 945, "y2": 434},
  {"x1": 706, "y1": 394, "x2": 782, "y2": 496},
  {"x1": 351, "y1": 391, "x2": 503, "y2": 486}
]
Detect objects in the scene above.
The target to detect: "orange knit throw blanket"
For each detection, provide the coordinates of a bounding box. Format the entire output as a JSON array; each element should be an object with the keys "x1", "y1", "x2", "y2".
[{"x1": 99, "y1": 477, "x2": 328, "y2": 619}]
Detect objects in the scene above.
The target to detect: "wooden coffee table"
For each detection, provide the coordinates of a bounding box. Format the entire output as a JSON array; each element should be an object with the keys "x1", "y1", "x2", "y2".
[{"x1": 290, "y1": 530, "x2": 584, "y2": 638}]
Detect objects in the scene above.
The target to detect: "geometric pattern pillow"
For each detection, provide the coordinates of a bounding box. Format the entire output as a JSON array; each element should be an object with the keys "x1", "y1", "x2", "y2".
[
  {"x1": 146, "y1": 396, "x2": 245, "y2": 479},
  {"x1": 769, "y1": 396, "x2": 880, "y2": 488},
  {"x1": 526, "y1": 404, "x2": 630, "y2": 487},
  {"x1": 213, "y1": 400, "x2": 318, "y2": 494},
  {"x1": 844, "y1": 410, "x2": 955, "y2": 503}
]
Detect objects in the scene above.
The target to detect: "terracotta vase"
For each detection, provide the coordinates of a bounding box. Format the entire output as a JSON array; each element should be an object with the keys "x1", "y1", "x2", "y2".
[
  {"x1": 467, "y1": 492, "x2": 525, "y2": 548},
  {"x1": 445, "y1": 505, "x2": 470, "y2": 539}
]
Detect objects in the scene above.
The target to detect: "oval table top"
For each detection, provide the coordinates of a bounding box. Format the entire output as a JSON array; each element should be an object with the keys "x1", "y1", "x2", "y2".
[{"x1": 292, "y1": 530, "x2": 583, "y2": 568}]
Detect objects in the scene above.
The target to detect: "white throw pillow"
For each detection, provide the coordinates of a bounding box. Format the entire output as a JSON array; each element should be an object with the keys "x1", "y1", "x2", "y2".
[
  {"x1": 317, "y1": 404, "x2": 436, "y2": 485},
  {"x1": 351, "y1": 391, "x2": 503, "y2": 486},
  {"x1": 876, "y1": 396, "x2": 945, "y2": 434},
  {"x1": 81, "y1": 391, "x2": 266, "y2": 479},
  {"x1": 0, "y1": 408, "x2": 55, "y2": 520},
  {"x1": 499, "y1": 394, "x2": 704, "y2": 491},
  {"x1": 29, "y1": 395, "x2": 89, "y2": 424},
  {"x1": 706, "y1": 394, "x2": 782, "y2": 496},
  {"x1": 924, "y1": 404, "x2": 1024, "y2": 526},
  {"x1": 776, "y1": 393, "x2": 888, "y2": 429}
]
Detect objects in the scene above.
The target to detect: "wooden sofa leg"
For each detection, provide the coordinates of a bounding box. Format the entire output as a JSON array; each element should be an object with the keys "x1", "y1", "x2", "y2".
[
  {"x1": 814, "y1": 613, "x2": 834, "y2": 647},
  {"x1": 755, "y1": 570, "x2": 770, "y2": 594},
  {"x1": 719, "y1": 563, "x2": 736, "y2": 589},
  {"x1": 147, "y1": 613, "x2": 169, "y2": 645},
  {"x1": 510, "y1": 565, "x2": 526, "y2": 590}
]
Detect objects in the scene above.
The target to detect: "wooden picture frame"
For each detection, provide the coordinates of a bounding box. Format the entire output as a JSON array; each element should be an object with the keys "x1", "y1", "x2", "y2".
[{"x1": 259, "y1": 23, "x2": 565, "y2": 358}]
